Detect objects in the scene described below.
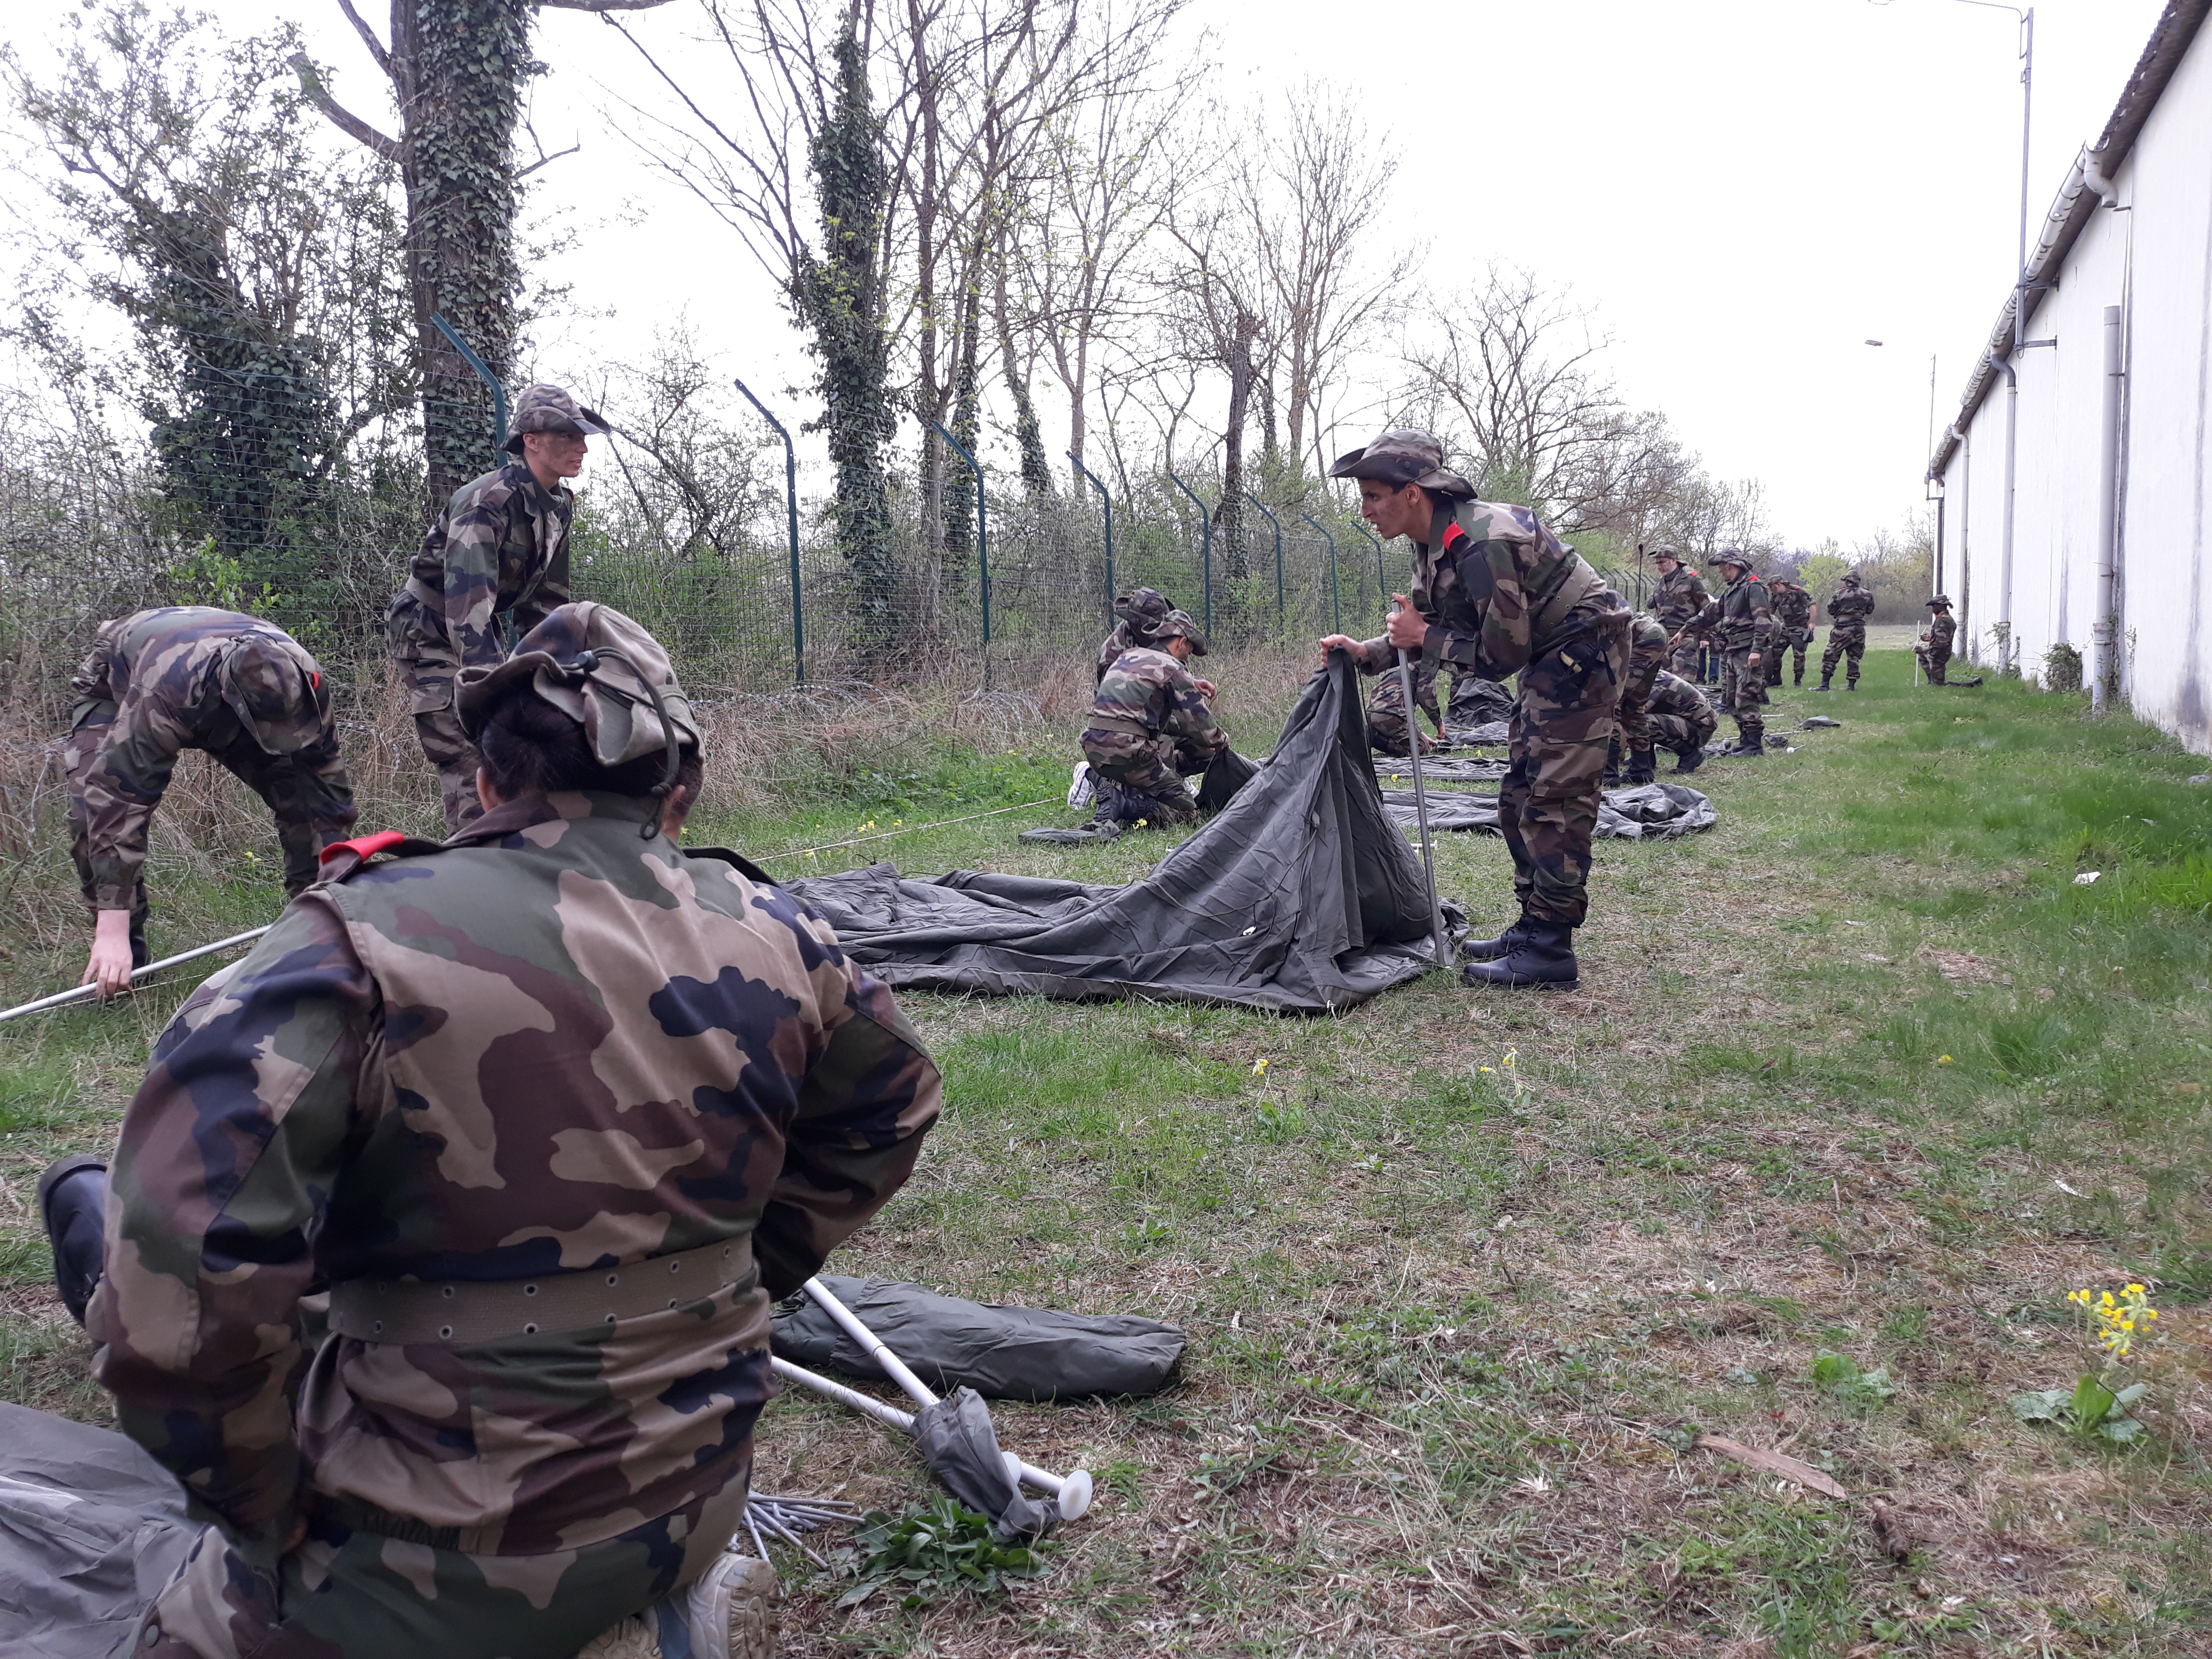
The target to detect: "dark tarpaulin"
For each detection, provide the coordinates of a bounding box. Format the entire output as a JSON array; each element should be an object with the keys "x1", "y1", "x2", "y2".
[
  {"x1": 787, "y1": 654, "x2": 1455, "y2": 1012},
  {"x1": 0, "y1": 1401, "x2": 198, "y2": 1658},
  {"x1": 1378, "y1": 781, "x2": 1717, "y2": 841},
  {"x1": 773, "y1": 1276, "x2": 1185, "y2": 1402}
]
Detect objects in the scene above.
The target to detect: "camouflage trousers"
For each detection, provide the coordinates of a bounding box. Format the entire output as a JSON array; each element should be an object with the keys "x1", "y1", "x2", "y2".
[
  {"x1": 1646, "y1": 706, "x2": 1718, "y2": 756},
  {"x1": 1664, "y1": 639, "x2": 1703, "y2": 681},
  {"x1": 1717, "y1": 649, "x2": 1766, "y2": 745},
  {"x1": 137, "y1": 1456, "x2": 752, "y2": 1659},
  {"x1": 1821, "y1": 624, "x2": 1867, "y2": 687},
  {"x1": 1500, "y1": 606, "x2": 1633, "y2": 928},
  {"x1": 1364, "y1": 659, "x2": 1443, "y2": 757},
  {"x1": 1082, "y1": 728, "x2": 1205, "y2": 824},
  {"x1": 387, "y1": 595, "x2": 482, "y2": 832},
  {"x1": 66, "y1": 707, "x2": 356, "y2": 957},
  {"x1": 1918, "y1": 643, "x2": 1953, "y2": 684},
  {"x1": 1773, "y1": 626, "x2": 1811, "y2": 683}
]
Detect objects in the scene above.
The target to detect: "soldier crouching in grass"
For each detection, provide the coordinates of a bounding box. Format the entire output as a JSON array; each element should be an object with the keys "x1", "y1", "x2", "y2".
[
  {"x1": 1081, "y1": 608, "x2": 1225, "y2": 834},
  {"x1": 54, "y1": 601, "x2": 941, "y2": 1659},
  {"x1": 387, "y1": 383, "x2": 608, "y2": 832},
  {"x1": 1319, "y1": 428, "x2": 1631, "y2": 991},
  {"x1": 63, "y1": 606, "x2": 357, "y2": 1000}
]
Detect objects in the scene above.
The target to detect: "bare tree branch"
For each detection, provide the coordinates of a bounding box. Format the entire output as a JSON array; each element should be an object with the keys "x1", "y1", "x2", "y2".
[
  {"x1": 537, "y1": 0, "x2": 681, "y2": 12},
  {"x1": 332, "y1": 0, "x2": 395, "y2": 83},
  {"x1": 287, "y1": 53, "x2": 401, "y2": 160}
]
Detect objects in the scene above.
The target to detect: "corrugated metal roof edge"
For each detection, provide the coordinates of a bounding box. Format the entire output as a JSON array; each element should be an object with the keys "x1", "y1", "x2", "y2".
[{"x1": 1927, "y1": 0, "x2": 2212, "y2": 481}]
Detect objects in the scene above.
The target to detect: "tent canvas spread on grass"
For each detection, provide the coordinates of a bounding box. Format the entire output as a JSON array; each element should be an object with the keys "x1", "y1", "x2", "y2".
[{"x1": 786, "y1": 654, "x2": 1454, "y2": 1012}]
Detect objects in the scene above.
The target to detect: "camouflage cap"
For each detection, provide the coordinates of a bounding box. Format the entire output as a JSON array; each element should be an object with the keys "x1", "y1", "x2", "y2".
[
  {"x1": 1649, "y1": 547, "x2": 1682, "y2": 563},
  {"x1": 1115, "y1": 587, "x2": 1172, "y2": 634},
  {"x1": 1840, "y1": 571, "x2": 1864, "y2": 587},
  {"x1": 503, "y1": 384, "x2": 611, "y2": 454},
  {"x1": 455, "y1": 601, "x2": 700, "y2": 767},
  {"x1": 218, "y1": 633, "x2": 330, "y2": 755},
  {"x1": 1155, "y1": 608, "x2": 1209, "y2": 656},
  {"x1": 1927, "y1": 594, "x2": 1953, "y2": 608},
  {"x1": 1708, "y1": 547, "x2": 1755, "y2": 571},
  {"x1": 1327, "y1": 428, "x2": 1477, "y2": 500}
]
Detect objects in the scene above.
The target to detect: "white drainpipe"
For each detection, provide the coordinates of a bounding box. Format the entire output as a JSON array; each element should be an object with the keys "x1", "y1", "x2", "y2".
[{"x1": 2093, "y1": 304, "x2": 2123, "y2": 712}]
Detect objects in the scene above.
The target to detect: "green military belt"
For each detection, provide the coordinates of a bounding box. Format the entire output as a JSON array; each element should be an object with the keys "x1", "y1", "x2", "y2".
[
  {"x1": 1083, "y1": 713, "x2": 1156, "y2": 738},
  {"x1": 326, "y1": 1235, "x2": 756, "y2": 1346}
]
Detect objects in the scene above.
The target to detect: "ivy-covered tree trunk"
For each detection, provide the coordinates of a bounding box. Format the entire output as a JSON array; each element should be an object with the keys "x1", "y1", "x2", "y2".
[
  {"x1": 943, "y1": 286, "x2": 980, "y2": 585},
  {"x1": 798, "y1": 21, "x2": 897, "y2": 662},
  {"x1": 394, "y1": 0, "x2": 531, "y2": 511}
]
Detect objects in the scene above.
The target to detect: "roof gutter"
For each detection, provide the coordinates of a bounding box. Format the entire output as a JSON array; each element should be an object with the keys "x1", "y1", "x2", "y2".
[{"x1": 1929, "y1": 0, "x2": 2211, "y2": 480}]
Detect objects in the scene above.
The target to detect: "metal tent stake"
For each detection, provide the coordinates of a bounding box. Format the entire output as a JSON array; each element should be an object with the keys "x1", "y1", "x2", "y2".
[{"x1": 1, "y1": 926, "x2": 273, "y2": 1025}]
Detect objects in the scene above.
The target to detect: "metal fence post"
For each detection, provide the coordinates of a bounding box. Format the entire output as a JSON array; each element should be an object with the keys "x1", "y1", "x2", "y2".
[
  {"x1": 1301, "y1": 513, "x2": 1340, "y2": 636},
  {"x1": 1354, "y1": 521, "x2": 1387, "y2": 601},
  {"x1": 935, "y1": 423, "x2": 989, "y2": 645},
  {"x1": 1243, "y1": 492, "x2": 1284, "y2": 627},
  {"x1": 1164, "y1": 472, "x2": 1211, "y2": 639},
  {"x1": 733, "y1": 377, "x2": 804, "y2": 686},
  {"x1": 430, "y1": 313, "x2": 507, "y2": 469},
  {"x1": 1068, "y1": 451, "x2": 1114, "y2": 627}
]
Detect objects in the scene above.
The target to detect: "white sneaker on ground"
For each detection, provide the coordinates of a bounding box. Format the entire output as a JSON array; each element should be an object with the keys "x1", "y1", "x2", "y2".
[
  {"x1": 572, "y1": 1552, "x2": 778, "y2": 1659},
  {"x1": 1067, "y1": 761, "x2": 1095, "y2": 809}
]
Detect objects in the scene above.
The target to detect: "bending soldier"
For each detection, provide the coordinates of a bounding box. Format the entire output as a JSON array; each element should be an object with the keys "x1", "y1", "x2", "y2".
[
  {"x1": 1320, "y1": 429, "x2": 1631, "y2": 991},
  {"x1": 69, "y1": 602, "x2": 940, "y2": 1659},
  {"x1": 1676, "y1": 549, "x2": 1772, "y2": 758},
  {"x1": 1917, "y1": 595, "x2": 1957, "y2": 684},
  {"x1": 1082, "y1": 609, "x2": 1227, "y2": 829},
  {"x1": 1642, "y1": 668, "x2": 1719, "y2": 773},
  {"x1": 1766, "y1": 577, "x2": 1815, "y2": 686},
  {"x1": 387, "y1": 383, "x2": 608, "y2": 829},
  {"x1": 1647, "y1": 549, "x2": 1709, "y2": 679},
  {"x1": 1610, "y1": 612, "x2": 1670, "y2": 786},
  {"x1": 64, "y1": 607, "x2": 356, "y2": 999},
  {"x1": 1818, "y1": 571, "x2": 1876, "y2": 691},
  {"x1": 1096, "y1": 586, "x2": 1172, "y2": 683}
]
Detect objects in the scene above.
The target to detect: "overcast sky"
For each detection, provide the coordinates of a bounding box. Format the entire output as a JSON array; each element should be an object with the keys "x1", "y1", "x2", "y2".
[{"x1": 4, "y1": 0, "x2": 2174, "y2": 548}]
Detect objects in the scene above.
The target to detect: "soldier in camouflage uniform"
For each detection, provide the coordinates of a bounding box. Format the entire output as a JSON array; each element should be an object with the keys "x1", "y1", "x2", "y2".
[
  {"x1": 1643, "y1": 668, "x2": 1719, "y2": 773},
  {"x1": 1818, "y1": 571, "x2": 1876, "y2": 690},
  {"x1": 1082, "y1": 610, "x2": 1227, "y2": 827},
  {"x1": 1363, "y1": 653, "x2": 1448, "y2": 757},
  {"x1": 1766, "y1": 578, "x2": 1815, "y2": 686},
  {"x1": 387, "y1": 383, "x2": 608, "y2": 830},
  {"x1": 1321, "y1": 429, "x2": 1631, "y2": 990},
  {"x1": 1677, "y1": 550, "x2": 1772, "y2": 757},
  {"x1": 1648, "y1": 549, "x2": 1710, "y2": 679},
  {"x1": 1096, "y1": 586, "x2": 1172, "y2": 682},
  {"x1": 79, "y1": 602, "x2": 940, "y2": 1659},
  {"x1": 1917, "y1": 595, "x2": 1957, "y2": 684},
  {"x1": 1610, "y1": 612, "x2": 1670, "y2": 786},
  {"x1": 64, "y1": 608, "x2": 357, "y2": 999}
]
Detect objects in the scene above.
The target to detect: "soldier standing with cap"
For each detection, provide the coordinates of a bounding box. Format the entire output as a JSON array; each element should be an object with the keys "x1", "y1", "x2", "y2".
[
  {"x1": 1818, "y1": 570, "x2": 1876, "y2": 691},
  {"x1": 1082, "y1": 609, "x2": 1227, "y2": 831},
  {"x1": 1917, "y1": 594, "x2": 1957, "y2": 684},
  {"x1": 1767, "y1": 576, "x2": 1815, "y2": 686},
  {"x1": 387, "y1": 383, "x2": 609, "y2": 829},
  {"x1": 1675, "y1": 549, "x2": 1771, "y2": 757},
  {"x1": 1318, "y1": 429, "x2": 1631, "y2": 990},
  {"x1": 72, "y1": 600, "x2": 940, "y2": 1659},
  {"x1": 1647, "y1": 549, "x2": 1709, "y2": 680},
  {"x1": 62, "y1": 607, "x2": 357, "y2": 1000}
]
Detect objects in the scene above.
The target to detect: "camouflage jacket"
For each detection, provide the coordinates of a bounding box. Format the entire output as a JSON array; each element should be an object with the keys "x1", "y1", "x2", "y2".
[
  {"x1": 1089, "y1": 646, "x2": 1224, "y2": 751},
  {"x1": 1646, "y1": 668, "x2": 1712, "y2": 725},
  {"x1": 1827, "y1": 586, "x2": 1877, "y2": 628},
  {"x1": 1348, "y1": 500, "x2": 1611, "y2": 683},
  {"x1": 90, "y1": 791, "x2": 940, "y2": 1568},
  {"x1": 1924, "y1": 613, "x2": 1957, "y2": 651},
  {"x1": 1620, "y1": 614, "x2": 1669, "y2": 711},
  {"x1": 1649, "y1": 566, "x2": 1710, "y2": 631},
  {"x1": 1688, "y1": 573, "x2": 1774, "y2": 653},
  {"x1": 1768, "y1": 583, "x2": 1814, "y2": 629},
  {"x1": 1096, "y1": 622, "x2": 1144, "y2": 684},
  {"x1": 66, "y1": 608, "x2": 337, "y2": 910},
  {"x1": 397, "y1": 463, "x2": 576, "y2": 668}
]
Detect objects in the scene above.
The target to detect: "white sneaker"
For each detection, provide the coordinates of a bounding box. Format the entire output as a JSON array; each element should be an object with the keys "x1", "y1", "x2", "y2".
[
  {"x1": 1067, "y1": 762, "x2": 1095, "y2": 809},
  {"x1": 683, "y1": 1551, "x2": 780, "y2": 1659}
]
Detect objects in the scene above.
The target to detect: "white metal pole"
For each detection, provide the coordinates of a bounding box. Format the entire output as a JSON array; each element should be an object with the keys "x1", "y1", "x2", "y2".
[
  {"x1": 0, "y1": 927, "x2": 273, "y2": 1025},
  {"x1": 2093, "y1": 304, "x2": 2123, "y2": 712}
]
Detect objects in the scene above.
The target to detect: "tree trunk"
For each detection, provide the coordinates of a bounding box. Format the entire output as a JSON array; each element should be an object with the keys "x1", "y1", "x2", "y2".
[
  {"x1": 1217, "y1": 308, "x2": 1257, "y2": 596},
  {"x1": 944, "y1": 283, "x2": 980, "y2": 579}
]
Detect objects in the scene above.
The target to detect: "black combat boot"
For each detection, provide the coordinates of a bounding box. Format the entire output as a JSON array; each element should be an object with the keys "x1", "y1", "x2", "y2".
[
  {"x1": 1461, "y1": 920, "x2": 1578, "y2": 989},
  {"x1": 1726, "y1": 729, "x2": 1764, "y2": 757},
  {"x1": 1793, "y1": 665, "x2": 1804, "y2": 686},
  {"x1": 1459, "y1": 912, "x2": 1528, "y2": 963},
  {"x1": 1623, "y1": 751, "x2": 1657, "y2": 786},
  {"x1": 1814, "y1": 676, "x2": 1832, "y2": 691},
  {"x1": 39, "y1": 1156, "x2": 107, "y2": 1326},
  {"x1": 1671, "y1": 745, "x2": 1706, "y2": 775}
]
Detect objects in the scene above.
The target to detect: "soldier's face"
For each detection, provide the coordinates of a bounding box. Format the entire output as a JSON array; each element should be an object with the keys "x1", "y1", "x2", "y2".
[
  {"x1": 524, "y1": 430, "x2": 591, "y2": 480},
  {"x1": 1654, "y1": 558, "x2": 1678, "y2": 575},
  {"x1": 1358, "y1": 479, "x2": 1429, "y2": 541}
]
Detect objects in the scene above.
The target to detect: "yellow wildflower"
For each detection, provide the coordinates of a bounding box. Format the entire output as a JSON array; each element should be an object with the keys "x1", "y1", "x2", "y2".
[
  {"x1": 1251, "y1": 1058, "x2": 1269, "y2": 1075},
  {"x1": 1937, "y1": 1055, "x2": 1954, "y2": 1064}
]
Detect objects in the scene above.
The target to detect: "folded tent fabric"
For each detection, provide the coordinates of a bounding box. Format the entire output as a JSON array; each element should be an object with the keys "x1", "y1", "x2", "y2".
[
  {"x1": 1377, "y1": 781, "x2": 1716, "y2": 841},
  {"x1": 772, "y1": 1275, "x2": 1186, "y2": 1402},
  {"x1": 787, "y1": 652, "x2": 1456, "y2": 1012}
]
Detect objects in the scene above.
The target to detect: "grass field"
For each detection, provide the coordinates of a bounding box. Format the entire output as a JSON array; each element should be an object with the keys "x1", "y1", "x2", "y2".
[{"x1": 6, "y1": 647, "x2": 2212, "y2": 1657}]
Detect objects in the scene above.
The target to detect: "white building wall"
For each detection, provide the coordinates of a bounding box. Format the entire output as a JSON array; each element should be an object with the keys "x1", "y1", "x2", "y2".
[{"x1": 1938, "y1": 18, "x2": 2212, "y2": 750}]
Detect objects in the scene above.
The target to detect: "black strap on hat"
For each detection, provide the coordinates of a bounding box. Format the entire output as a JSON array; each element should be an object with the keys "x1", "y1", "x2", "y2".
[{"x1": 548, "y1": 646, "x2": 685, "y2": 839}]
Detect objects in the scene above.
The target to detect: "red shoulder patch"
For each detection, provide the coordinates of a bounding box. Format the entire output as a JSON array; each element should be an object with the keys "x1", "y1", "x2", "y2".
[
  {"x1": 318, "y1": 831, "x2": 408, "y2": 868},
  {"x1": 1441, "y1": 523, "x2": 1469, "y2": 550}
]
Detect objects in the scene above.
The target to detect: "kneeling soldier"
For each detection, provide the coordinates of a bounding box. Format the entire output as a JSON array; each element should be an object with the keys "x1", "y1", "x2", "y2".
[
  {"x1": 1643, "y1": 668, "x2": 1720, "y2": 773},
  {"x1": 64, "y1": 607, "x2": 356, "y2": 999},
  {"x1": 1083, "y1": 609, "x2": 1226, "y2": 828},
  {"x1": 81, "y1": 601, "x2": 940, "y2": 1659}
]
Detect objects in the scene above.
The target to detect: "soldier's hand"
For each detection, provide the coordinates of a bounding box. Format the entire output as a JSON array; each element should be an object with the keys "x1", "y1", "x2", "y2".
[
  {"x1": 1194, "y1": 678, "x2": 1217, "y2": 698},
  {"x1": 1318, "y1": 634, "x2": 1359, "y2": 663},
  {"x1": 1748, "y1": 652, "x2": 1762, "y2": 667},
  {"x1": 1385, "y1": 596, "x2": 1426, "y2": 652},
  {"x1": 81, "y1": 910, "x2": 134, "y2": 1000}
]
